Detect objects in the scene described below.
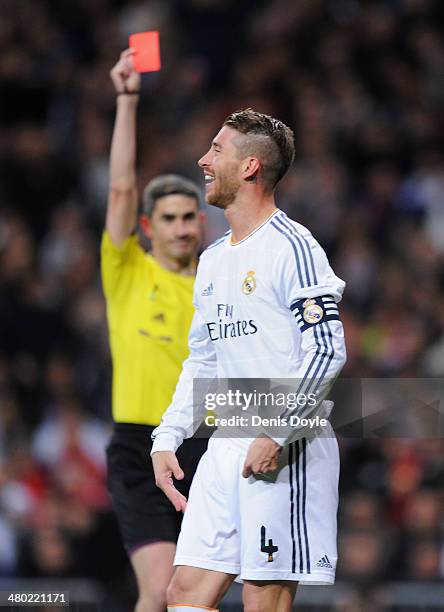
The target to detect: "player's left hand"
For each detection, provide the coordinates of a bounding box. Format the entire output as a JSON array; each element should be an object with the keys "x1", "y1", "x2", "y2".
[{"x1": 242, "y1": 435, "x2": 282, "y2": 478}]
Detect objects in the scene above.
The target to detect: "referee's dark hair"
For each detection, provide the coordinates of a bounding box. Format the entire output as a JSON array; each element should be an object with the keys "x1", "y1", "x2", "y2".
[{"x1": 142, "y1": 174, "x2": 201, "y2": 217}]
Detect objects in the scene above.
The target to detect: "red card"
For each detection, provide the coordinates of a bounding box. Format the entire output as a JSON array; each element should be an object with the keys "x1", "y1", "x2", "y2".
[{"x1": 129, "y1": 31, "x2": 161, "y2": 73}]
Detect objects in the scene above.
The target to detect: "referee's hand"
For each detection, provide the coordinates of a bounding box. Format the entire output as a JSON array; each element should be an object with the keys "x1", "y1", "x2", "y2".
[
  {"x1": 152, "y1": 451, "x2": 187, "y2": 512},
  {"x1": 110, "y1": 48, "x2": 141, "y2": 94}
]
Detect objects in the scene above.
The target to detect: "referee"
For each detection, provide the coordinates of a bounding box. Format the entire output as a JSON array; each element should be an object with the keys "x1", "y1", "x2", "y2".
[{"x1": 102, "y1": 50, "x2": 207, "y2": 612}]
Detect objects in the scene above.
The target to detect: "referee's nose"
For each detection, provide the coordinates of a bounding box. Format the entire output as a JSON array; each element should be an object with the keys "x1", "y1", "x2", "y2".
[{"x1": 173, "y1": 217, "x2": 193, "y2": 239}]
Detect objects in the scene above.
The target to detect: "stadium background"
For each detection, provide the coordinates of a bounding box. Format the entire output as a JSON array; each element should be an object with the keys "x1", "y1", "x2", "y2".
[{"x1": 0, "y1": 0, "x2": 443, "y2": 610}]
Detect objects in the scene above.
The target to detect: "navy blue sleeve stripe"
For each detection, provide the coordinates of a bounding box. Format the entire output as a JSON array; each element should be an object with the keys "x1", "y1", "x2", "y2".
[
  {"x1": 275, "y1": 215, "x2": 313, "y2": 287},
  {"x1": 271, "y1": 221, "x2": 305, "y2": 288},
  {"x1": 278, "y1": 213, "x2": 318, "y2": 285},
  {"x1": 280, "y1": 318, "x2": 337, "y2": 422},
  {"x1": 307, "y1": 324, "x2": 333, "y2": 391},
  {"x1": 277, "y1": 213, "x2": 314, "y2": 286},
  {"x1": 280, "y1": 323, "x2": 332, "y2": 420},
  {"x1": 311, "y1": 322, "x2": 335, "y2": 398},
  {"x1": 296, "y1": 325, "x2": 326, "y2": 397},
  {"x1": 298, "y1": 321, "x2": 336, "y2": 421}
]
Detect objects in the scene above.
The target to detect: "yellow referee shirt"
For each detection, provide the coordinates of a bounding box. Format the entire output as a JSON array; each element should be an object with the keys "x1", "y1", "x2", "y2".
[{"x1": 101, "y1": 231, "x2": 195, "y2": 426}]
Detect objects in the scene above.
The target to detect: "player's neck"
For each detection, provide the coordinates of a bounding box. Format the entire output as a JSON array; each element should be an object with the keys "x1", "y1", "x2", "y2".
[
  {"x1": 151, "y1": 249, "x2": 197, "y2": 276},
  {"x1": 226, "y1": 192, "x2": 277, "y2": 244}
]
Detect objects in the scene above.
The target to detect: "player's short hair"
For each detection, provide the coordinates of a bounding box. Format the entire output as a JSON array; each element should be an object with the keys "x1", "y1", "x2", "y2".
[
  {"x1": 223, "y1": 109, "x2": 295, "y2": 190},
  {"x1": 142, "y1": 174, "x2": 201, "y2": 217}
]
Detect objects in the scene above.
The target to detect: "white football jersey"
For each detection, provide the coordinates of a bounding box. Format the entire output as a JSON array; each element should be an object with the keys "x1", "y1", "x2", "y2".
[{"x1": 152, "y1": 209, "x2": 346, "y2": 452}]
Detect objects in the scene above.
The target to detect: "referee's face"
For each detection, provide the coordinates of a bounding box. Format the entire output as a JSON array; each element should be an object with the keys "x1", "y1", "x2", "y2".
[{"x1": 142, "y1": 194, "x2": 202, "y2": 266}]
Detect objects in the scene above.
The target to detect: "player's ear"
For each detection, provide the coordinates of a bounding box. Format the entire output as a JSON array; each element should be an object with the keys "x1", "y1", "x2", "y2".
[
  {"x1": 139, "y1": 213, "x2": 153, "y2": 239},
  {"x1": 242, "y1": 156, "x2": 260, "y2": 183}
]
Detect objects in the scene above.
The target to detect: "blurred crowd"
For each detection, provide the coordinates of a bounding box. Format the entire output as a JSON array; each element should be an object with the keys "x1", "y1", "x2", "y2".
[{"x1": 0, "y1": 0, "x2": 443, "y2": 608}]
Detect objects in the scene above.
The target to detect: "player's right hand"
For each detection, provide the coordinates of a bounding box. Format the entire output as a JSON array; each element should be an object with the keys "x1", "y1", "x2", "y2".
[
  {"x1": 110, "y1": 49, "x2": 141, "y2": 94},
  {"x1": 152, "y1": 451, "x2": 187, "y2": 512}
]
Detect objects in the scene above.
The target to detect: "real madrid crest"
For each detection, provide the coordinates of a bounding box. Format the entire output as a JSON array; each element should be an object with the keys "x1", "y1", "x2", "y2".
[
  {"x1": 242, "y1": 270, "x2": 256, "y2": 295},
  {"x1": 303, "y1": 298, "x2": 324, "y2": 324}
]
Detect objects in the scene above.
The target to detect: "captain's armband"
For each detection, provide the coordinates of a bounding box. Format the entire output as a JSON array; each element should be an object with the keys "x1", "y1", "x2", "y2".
[{"x1": 290, "y1": 296, "x2": 340, "y2": 333}]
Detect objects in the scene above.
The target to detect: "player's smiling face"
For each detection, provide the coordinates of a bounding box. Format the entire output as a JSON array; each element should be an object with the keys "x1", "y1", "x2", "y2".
[{"x1": 198, "y1": 126, "x2": 242, "y2": 209}]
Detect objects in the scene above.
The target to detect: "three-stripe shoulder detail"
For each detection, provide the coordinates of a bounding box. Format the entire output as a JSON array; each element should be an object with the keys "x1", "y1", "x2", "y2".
[
  {"x1": 204, "y1": 230, "x2": 230, "y2": 252},
  {"x1": 271, "y1": 214, "x2": 318, "y2": 288}
]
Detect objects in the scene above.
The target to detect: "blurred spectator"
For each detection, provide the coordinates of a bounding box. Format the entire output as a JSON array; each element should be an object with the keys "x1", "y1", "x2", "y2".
[
  {"x1": 338, "y1": 530, "x2": 391, "y2": 587},
  {"x1": 341, "y1": 490, "x2": 383, "y2": 531},
  {"x1": 334, "y1": 587, "x2": 389, "y2": 612},
  {"x1": 404, "y1": 490, "x2": 442, "y2": 539},
  {"x1": 32, "y1": 397, "x2": 109, "y2": 510},
  {"x1": 20, "y1": 527, "x2": 75, "y2": 578},
  {"x1": 406, "y1": 539, "x2": 442, "y2": 581}
]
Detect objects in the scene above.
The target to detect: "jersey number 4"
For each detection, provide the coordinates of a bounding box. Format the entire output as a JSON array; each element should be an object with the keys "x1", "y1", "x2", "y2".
[{"x1": 261, "y1": 525, "x2": 278, "y2": 562}]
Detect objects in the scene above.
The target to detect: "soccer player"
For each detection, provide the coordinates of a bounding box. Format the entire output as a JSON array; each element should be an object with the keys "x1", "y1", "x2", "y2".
[
  {"x1": 102, "y1": 50, "x2": 207, "y2": 612},
  {"x1": 151, "y1": 109, "x2": 347, "y2": 612}
]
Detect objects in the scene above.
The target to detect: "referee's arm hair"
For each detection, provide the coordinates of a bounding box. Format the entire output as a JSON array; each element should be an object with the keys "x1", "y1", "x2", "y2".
[{"x1": 107, "y1": 49, "x2": 141, "y2": 247}]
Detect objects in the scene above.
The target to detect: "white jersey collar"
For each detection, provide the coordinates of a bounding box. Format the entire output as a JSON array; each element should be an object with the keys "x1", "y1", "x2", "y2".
[{"x1": 229, "y1": 209, "x2": 280, "y2": 247}]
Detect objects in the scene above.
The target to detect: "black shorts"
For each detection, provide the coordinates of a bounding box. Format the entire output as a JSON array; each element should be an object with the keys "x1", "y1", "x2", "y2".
[{"x1": 106, "y1": 422, "x2": 208, "y2": 554}]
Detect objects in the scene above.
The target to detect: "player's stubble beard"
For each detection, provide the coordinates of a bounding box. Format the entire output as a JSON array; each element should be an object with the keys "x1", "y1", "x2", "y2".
[{"x1": 206, "y1": 166, "x2": 241, "y2": 210}]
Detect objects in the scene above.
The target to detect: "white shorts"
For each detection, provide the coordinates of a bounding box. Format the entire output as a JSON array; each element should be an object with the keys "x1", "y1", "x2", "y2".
[{"x1": 174, "y1": 433, "x2": 339, "y2": 584}]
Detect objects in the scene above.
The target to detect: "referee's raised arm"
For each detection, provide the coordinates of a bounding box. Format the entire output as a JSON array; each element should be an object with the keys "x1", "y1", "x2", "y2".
[{"x1": 107, "y1": 49, "x2": 141, "y2": 247}]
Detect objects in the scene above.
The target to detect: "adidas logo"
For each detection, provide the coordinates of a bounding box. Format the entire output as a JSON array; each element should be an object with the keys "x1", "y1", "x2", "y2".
[
  {"x1": 316, "y1": 555, "x2": 333, "y2": 569},
  {"x1": 202, "y1": 282, "x2": 214, "y2": 297}
]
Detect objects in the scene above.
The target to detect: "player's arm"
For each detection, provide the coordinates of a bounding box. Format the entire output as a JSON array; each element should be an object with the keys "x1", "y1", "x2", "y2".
[
  {"x1": 242, "y1": 314, "x2": 346, "y2": 477},
  {"x1": 271, "y1": 240, "x2": 347, "y2": 447},
  {"x1": 151, "y1": 307, "x2": 217, "y2": 511},
  {"x1": 276, "y1": 304, "x2": 346, "y2": 435},
  {"x1": 243, "y1": 241, "x2": 347, "y2": 477},
  {"x1": 106, "y1": 49, "x2": 141, "y2": 247}
]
